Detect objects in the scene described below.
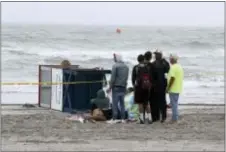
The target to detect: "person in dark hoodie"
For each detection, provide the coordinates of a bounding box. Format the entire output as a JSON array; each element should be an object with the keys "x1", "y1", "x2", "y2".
[
  {"x1": 86, "y1": 89, "x2": 112, "y2": 122},
  {"x1": 151, "y1": 50, "x2": 170, "y2": 123}
]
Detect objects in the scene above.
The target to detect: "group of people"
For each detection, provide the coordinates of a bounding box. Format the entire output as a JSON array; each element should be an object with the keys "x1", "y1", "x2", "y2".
[{"x1": 88, "y1": 50, "x2": 184, "y2": 124}]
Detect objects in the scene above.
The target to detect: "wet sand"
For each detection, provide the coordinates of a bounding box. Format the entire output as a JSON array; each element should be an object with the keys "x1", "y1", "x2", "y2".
[{"x1": 1, "y1": 104, "x2": 225, "y2": 151}]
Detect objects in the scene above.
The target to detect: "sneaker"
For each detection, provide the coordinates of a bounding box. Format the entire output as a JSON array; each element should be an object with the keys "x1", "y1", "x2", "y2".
[
  {"x1": 121, "y1": 120, "x2": 127, "y2": 123},
  {"x1": 78, "y1": 117, "x2": 85, "y2": 123},
  {"x1": 115, "y1": 120, "x2": 122, "y2": 123},
  {"x1": 147, "y1": 119, "x2": 153, "y2": 124},
  {"x1": 161, "y1": 119, "x2": 166, "y2": 123},
  {"x1": 106, "y1": 119, "x2": 115, "y2": 124},
  {"x1": 168, "y1": 120, "x2": 178, "y2": 124},
  {"x1": 107, "y1": 119, "x2": 120, "y2": 124},
  {"x1": 152, "y1": 118, "x2": 160, "y2": 123},
  {"x1": 139, "y1": 118, "x2": 145, "y2": 124}
]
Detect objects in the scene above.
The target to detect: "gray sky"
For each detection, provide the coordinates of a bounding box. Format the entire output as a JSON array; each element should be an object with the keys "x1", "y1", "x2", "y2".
[{"x1": 2, "y1": 2, "x2": 224, "y2": 26}]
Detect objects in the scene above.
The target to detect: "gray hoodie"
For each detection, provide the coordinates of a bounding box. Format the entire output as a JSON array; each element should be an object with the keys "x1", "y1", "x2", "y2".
[
  {"x1": 91, "y1": 89, "x2": 110, "y2": 109},
  {"x1": 110, "y1": 54, "x2": 129, "y2": 88}
]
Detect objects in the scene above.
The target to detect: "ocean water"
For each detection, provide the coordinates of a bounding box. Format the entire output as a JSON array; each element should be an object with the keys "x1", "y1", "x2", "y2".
[{"x1": 1, "y1": 24, "x2": 224, "y2": 104}]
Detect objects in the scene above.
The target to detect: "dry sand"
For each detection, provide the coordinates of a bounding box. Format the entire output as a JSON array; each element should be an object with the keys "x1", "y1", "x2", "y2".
[{"x1": 1, "y1": 104, "x2": 225, "y2": 151}]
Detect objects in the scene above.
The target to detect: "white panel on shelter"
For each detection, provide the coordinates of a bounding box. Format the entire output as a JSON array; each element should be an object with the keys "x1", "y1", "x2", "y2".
[
  {"x1": 51, "y1": 68, "x2": 63, "y2": 111},
  {"x1": 39, "y1": 66, "x2": 52, "y2": 108}
]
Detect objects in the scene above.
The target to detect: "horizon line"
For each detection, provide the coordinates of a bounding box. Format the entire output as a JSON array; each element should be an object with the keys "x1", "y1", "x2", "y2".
[{"x1": 2, "y1": 22, "x2": 224, "y2": 27}]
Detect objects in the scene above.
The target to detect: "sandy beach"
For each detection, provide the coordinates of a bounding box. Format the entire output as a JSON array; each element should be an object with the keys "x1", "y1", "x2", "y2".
[{"x1": 1, "y1": 104, "x2": 225, "y2": 151}]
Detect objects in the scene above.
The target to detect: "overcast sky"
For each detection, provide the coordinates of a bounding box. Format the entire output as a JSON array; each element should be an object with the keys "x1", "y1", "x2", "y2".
[{"x1": 1, "y1": 2, "x2": 224, "y2": 26}]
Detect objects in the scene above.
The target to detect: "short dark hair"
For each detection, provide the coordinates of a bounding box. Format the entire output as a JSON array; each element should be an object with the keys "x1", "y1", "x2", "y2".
[
  {"x1": 144, "y1": 51, "x2": 152, "y2": 61},
  {"x1": 137, "y1": 54, "x2": 144, "y2": 63}
]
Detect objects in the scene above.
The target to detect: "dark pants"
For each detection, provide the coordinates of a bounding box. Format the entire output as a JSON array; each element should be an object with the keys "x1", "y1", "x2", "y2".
[
  {"x1": 150, "y1": 88, "x2": 167, "y2": 121},
  {"x1": 150, "y1": 89, "x2": 158, "y2": 121},
  {"x1": 157, "y1": 92, "x2": 167, "y2": 120},
  {"x1": 150, "y1": 96, "x2": 160, "y2": 121}
]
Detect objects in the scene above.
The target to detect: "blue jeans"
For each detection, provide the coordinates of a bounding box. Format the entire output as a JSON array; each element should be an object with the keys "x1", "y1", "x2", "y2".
[
  {"x1": 169, "y1": 93, "x2": 179, "y2": 121},
  {"x1": 112, "y1": 87, "x2": 126, "y2": 120}
]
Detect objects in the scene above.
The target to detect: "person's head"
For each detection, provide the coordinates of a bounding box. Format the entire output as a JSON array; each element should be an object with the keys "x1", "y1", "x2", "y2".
[
  {"x1": 96, "y1": 89, "x2": 106, "y2": 99},
  {"x1": 169, "y1": 54, "x2": 178, "y2": 64},
  {"x1": 91, "y1": 89, "x2": 109, "y2": 110},
  {"x1": 154, "y1": 51, "x2": 162, "y2": 61},
  {"x1": 61, "y1": 60, "x2": 71, "y2": 68},
  {"x1": 137, "y1": 54, "x2": 144, "y2": 64},
  {"x1": 144, "y1": 51, "x2": 152, "y2": 62},
  {"x1": 113, "y1": 53, "x2": 123, "y2": 63}
]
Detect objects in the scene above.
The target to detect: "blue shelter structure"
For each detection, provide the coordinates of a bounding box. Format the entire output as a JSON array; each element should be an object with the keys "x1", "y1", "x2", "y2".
[{"x1": 38, "y1": 65, "x2": 111, "y2": 113}]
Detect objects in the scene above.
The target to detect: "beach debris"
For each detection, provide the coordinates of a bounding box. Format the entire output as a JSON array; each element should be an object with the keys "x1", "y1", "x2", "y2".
[
  {"x1": 22, "y1": 104, "x2": 36, "y2": 108},
  {"x1": 116, "y1": 28, "x2": 121, "y2": 34},
  {"x1": 66, "y1": 115, "x2": 85, "y2": 123}
]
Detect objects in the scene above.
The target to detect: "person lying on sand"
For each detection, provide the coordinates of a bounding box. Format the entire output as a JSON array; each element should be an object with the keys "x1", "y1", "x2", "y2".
[{"x1": 85, "y1": 89, "x2": 112, "y2": 123}]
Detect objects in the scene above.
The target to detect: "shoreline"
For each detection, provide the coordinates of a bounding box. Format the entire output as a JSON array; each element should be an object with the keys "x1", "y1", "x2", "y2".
[
  {"x1": 1, "y1": 104, "x2": 225, "y2": 151},
  {"x1": 1, "y1": 103, "x2": 225, "y2": 106}
]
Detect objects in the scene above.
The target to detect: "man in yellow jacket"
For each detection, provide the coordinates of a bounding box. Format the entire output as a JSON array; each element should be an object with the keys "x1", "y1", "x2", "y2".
[{"x1": 166, "y1": 54, "x2": 184, "y2": 123}]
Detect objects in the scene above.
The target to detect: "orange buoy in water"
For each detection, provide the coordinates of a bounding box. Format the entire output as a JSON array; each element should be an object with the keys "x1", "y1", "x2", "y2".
[{"x1": 116, "y1": 28, "x2": 121, "y2": 34}]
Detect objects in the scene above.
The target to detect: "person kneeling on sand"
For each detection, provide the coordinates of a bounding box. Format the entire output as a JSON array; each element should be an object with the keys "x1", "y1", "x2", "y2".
[{"x1": 86, "y1": 89, "x2": 112, "y2": 123}]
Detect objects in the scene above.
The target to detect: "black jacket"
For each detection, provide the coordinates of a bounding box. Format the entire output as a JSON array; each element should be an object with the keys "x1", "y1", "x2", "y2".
[{"x1": 152, "y1": 59, "x2": 170, "y2": 92}]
